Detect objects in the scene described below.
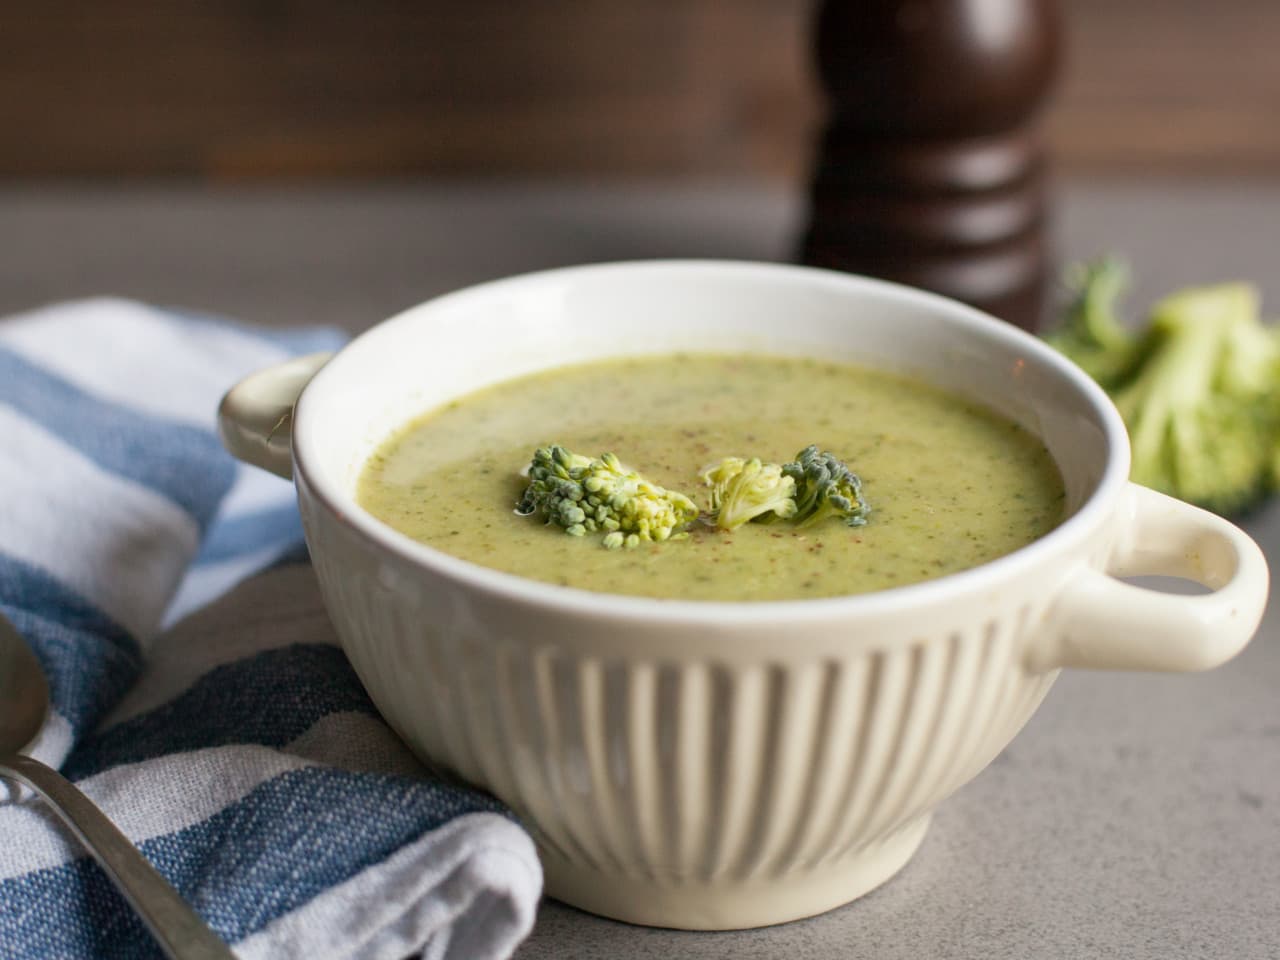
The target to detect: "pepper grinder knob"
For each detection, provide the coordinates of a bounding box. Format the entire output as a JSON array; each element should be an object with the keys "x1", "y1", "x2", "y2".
[{"x1": 798, "y1": 0, "x2": 1062, "y2": 331}]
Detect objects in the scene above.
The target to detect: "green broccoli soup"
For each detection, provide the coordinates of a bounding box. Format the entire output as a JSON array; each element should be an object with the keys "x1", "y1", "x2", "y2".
[{"x1": 356, "y1": 353, "x2": 1066, "y2": 602}]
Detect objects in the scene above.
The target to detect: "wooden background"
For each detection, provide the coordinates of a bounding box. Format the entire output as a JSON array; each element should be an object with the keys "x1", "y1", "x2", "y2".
[{"x1": 0, "y1": 0, "x2": 1275, "y2": 181}]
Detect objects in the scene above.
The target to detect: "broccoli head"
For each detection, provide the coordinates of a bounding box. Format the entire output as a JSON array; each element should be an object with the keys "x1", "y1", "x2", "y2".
[
  {"x1": 782, "y1": 445, "x2": 869, "y2": 528},
  {"x1": 1109, "y1": 282, "x2": 1280, "y2": 515},
  {"x1": 517, "y1": 445, "x2": 698, "y2": 548},
  {"x1": 1047, "y1": 259, "x2": 1280, "y2": 515},
  {"x1": 1044, "y1": 258, "x2": 1142, "y2": 387},
  {"x1": 702, "y1": 457, "x2": 798, "y2": 530}
]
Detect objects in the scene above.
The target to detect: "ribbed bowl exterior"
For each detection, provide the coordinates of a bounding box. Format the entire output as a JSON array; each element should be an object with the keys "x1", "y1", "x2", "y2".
[
  {"x1": 301, "y1": 475, "x2": 1065, "y2": 928},
  {"x1": 248, "y1": 260, "x2": 1251, "y2": 929}
]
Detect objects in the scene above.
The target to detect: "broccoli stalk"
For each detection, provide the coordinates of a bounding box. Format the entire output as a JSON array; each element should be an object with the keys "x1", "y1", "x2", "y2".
[
  {"x1": 1110, "y1": 283, "x2": 1279, "y2": 515},
  {"x1": 701, "y1": 457, "x2": 797, "y2": 530},
  {"x1": 517, "y1": 445, "x2": 698, "y2": 548}
]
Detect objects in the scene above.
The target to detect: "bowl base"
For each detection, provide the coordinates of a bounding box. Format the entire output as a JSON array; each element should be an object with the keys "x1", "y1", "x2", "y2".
[{"x1": 540, "y1": 813, "x2": 930, "y2": 930}]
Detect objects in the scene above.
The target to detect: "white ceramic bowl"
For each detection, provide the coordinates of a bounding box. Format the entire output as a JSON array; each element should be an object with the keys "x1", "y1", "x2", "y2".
[{"x1": 219, "y1": 261, "x2": 1268, "y2": 930}]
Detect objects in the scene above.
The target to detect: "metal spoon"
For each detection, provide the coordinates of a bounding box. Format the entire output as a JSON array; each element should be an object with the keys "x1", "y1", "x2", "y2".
[{"x1": 0, "y1": 612, "x2": 236, "y2": 959}]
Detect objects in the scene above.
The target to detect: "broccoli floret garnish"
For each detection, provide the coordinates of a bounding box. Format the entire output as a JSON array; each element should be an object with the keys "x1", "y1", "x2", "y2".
[
  {"x1": 1046, "y1": 260, "x2": 1280, "y2": 515},
  {"x1": 517, "y1": 445, "x2": 698, "y2": 548},
  {"x1": 782, "y1": 445, "x2": 869, "y2": 528},
  {"x1": 702, "y1": 457, "x2": 798, "y2": 530},
  {"x1": 702, "y1": 447, "x2": 868, "y2": 530}
]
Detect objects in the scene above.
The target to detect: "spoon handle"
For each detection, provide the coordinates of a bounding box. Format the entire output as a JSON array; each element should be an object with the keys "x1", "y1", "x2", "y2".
[{"x1": 1, "y1": 754, "x2": 237, "y2": 959}]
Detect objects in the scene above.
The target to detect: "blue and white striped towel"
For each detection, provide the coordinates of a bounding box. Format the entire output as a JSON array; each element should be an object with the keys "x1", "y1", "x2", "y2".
[{"x1": 0, "y1": 300, "x2": 542, "y2": 959}]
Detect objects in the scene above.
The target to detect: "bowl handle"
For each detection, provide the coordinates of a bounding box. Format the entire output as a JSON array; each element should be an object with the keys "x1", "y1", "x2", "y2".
[
  {"x1": 216, "y1": 352, "x2": 333, "y2": 479},
  {"x1": 1029, "y1": 483, "x2": 1270, "y2": 673}
]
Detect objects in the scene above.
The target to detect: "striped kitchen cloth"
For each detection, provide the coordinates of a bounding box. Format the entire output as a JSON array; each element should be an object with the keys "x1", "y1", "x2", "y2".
[{"x1": 0, "y1": 299, "x2": 541, "y2": 959}]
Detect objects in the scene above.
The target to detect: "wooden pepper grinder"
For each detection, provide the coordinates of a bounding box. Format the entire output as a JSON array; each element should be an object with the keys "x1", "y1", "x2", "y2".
[{"x1": 799, "y1": 0, "x2": 1061, "y2": 331}]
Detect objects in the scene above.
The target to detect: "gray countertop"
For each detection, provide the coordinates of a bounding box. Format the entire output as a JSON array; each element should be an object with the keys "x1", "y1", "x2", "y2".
[{"x1": 5, "y1": 180, "x2": 1276, "y2": 958}]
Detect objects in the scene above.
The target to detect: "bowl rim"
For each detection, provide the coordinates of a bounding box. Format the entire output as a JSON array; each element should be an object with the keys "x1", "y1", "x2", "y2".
[{"x1": 293, "y1": 258, "x2": 1131, "y2": 625}]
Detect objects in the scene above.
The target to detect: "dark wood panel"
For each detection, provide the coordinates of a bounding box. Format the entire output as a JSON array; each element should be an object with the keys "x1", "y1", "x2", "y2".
[
  {"x1": 0, "y1": 0, "x2": 1274, "y2": 180},
  {"x1": 1050, "y1": 0, "x2": 1280, "y2": 174}
]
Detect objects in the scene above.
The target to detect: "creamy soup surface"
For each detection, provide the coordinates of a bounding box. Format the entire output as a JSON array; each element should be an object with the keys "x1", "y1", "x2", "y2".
[{"x1": 356, "y1": 354, "x2": 1065, "y2": 601}]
